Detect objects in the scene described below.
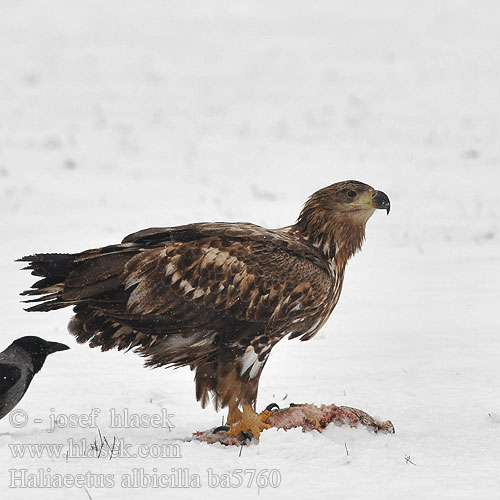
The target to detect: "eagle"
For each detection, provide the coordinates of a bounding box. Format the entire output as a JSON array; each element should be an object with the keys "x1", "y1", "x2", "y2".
[{"x1": 18, "y1": 180, "x2": 390, "y2": 439}]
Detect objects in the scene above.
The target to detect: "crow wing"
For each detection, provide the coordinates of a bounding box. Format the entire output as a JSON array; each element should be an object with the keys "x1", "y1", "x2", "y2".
[{"x1": 0, "y1": 364, "x2": 22, "y2": 394}]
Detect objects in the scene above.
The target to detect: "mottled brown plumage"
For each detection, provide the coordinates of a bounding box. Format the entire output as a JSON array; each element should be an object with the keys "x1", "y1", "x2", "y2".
[{"x1": 18, "y1": 180, "x2": 390, "y2": 432}]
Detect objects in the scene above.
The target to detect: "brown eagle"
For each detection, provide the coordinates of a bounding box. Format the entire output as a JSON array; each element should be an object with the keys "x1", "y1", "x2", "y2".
[{"x1": 18, "y1": 180, "x2": 390, "y2": 438}]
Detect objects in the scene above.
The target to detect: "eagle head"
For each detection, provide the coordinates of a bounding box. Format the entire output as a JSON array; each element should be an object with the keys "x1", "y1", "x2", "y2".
[{"x1": 297, "y1": 180, "x2": 391, "y2": 261}]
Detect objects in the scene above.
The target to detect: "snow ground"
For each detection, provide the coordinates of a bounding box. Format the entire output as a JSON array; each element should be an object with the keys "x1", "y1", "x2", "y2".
[{"x1": 1, "y1": 0, "x2": 500, "y2": 498}]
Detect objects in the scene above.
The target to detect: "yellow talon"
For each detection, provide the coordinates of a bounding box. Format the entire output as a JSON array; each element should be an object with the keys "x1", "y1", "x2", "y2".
[{"x1": 226, "y1": 404, "x2": 272, "y2": 440}]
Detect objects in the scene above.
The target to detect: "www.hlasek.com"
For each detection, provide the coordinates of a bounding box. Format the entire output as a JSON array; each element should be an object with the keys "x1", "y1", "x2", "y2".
[
  {"x1": 9, "y1": 439, "x2": 182, "y2": 459},
  {"x1": 9, "y1": 468, "x2": 282, "y2": 489}
]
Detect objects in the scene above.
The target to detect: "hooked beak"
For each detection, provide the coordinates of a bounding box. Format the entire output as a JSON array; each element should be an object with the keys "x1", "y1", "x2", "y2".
[
  {"x1": 45, "y1": 341, "x2": 70, "y2": 355},
  {"x1": 371, "y1": 190, "x2": 391, "y2": 215},
  {"x1": 350, "y1": 189, "x2": 391, "y2": 214}
]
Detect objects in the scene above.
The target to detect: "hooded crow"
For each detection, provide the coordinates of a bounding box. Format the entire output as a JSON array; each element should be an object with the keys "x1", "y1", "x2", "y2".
[{"x1": 0, "y1": 336, "x2": 69, "y2": 420}]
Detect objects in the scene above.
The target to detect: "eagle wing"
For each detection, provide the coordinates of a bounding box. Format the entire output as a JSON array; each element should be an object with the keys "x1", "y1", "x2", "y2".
[
  {"x1": 19, "y1": 222, "x2": 335, "y2": 410},
  {"x1": 62, "y1": 223, "x2": 331, "y2": 368}
]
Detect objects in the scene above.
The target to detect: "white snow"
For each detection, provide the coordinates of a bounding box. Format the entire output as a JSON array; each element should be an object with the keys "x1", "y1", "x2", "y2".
[{"x1": 1, "y1": 0, "x2": 500, "y2": 498}]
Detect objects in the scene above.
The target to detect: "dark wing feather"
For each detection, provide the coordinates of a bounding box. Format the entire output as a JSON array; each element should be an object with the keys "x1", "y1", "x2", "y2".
[
  {"x1": 77, "y1": 236, "x2": 329, "y2": 359},
  {"x1": 19, "y1": 222, "x2": 332, "y2": 373},
  {"x1": 19, "y1": 222, "x2": 334, "y2": 410},
  {"x1": 55, "y1": 224, "x2": 329, "y2": 362}
]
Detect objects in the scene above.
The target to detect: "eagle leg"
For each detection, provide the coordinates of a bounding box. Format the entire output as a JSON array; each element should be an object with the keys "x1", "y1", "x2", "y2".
[
  {"x1": 226, "y1": 404, "x2": 272, "y2": 440},
  {"x1": 226, "y1": 402, "x2": 242, "y2": 426}
]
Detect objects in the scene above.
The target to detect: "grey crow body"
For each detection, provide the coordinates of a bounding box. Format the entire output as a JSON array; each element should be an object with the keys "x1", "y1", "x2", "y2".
[{"x1": 0, "y1": 337, "x2": 69, "y2": 420}]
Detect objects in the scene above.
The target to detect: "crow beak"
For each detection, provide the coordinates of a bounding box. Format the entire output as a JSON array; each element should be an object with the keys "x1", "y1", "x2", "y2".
[
  {"x1": 45, "y1": 341, "x2": 70, "y2": 354},
  {"x1": 371, "y1": 190, "x2": 391, "y2": 215}
]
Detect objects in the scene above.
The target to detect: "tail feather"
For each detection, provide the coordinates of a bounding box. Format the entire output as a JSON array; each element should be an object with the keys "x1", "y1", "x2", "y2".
[
  {"x1": 18, "y1": 245, "x2": 222, "y2": 375},
  {"x1": 24, "y1": 299, "x2": 75, "y2": 312},
  {"x1": 21, "y1": 277, "x2": 65, "y2": 294},
  {"x1": 17, "y1": 253, "x2": 76, "y2": 277},
  {"x1": 18, "y1": 249, "x2": 138, "y2": 315},
  {"x1": 22, "y1": 292, "x2": 60, "y2": 303},
  {"x1": 18, "y1": 253, "x2": 78, "y2": 311}
]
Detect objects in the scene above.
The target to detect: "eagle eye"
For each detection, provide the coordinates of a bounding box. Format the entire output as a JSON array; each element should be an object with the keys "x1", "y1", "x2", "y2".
[{"x1": 346, "y1": 190, "x2": 357, "y2": 199}]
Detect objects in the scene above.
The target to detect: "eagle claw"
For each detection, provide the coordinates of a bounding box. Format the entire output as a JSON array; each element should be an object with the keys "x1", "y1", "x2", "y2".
[
  {"x1": 265, "y1": 403, "x2": 280, "y2": 412},
  {"x1": 226, "y1": 405, "x2": 273, "y2": 440},
  {"x1": 213, "y1": 425, "x2": 230, "y2": 433}
]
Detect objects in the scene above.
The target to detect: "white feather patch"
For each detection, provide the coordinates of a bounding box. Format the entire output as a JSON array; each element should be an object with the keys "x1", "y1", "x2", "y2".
[
  {"x1": 165, "y1": 263, "x2": 176, "y2": 277},
  {"x1": 240, "y1": 346, "x2": 265, "y2": 379},
  {"x1": 179, "y1": 279, "x2": 195, "y2": 293},
  {"x1": 171, "y1": 271, "x2": 182, "y2": 284}
]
